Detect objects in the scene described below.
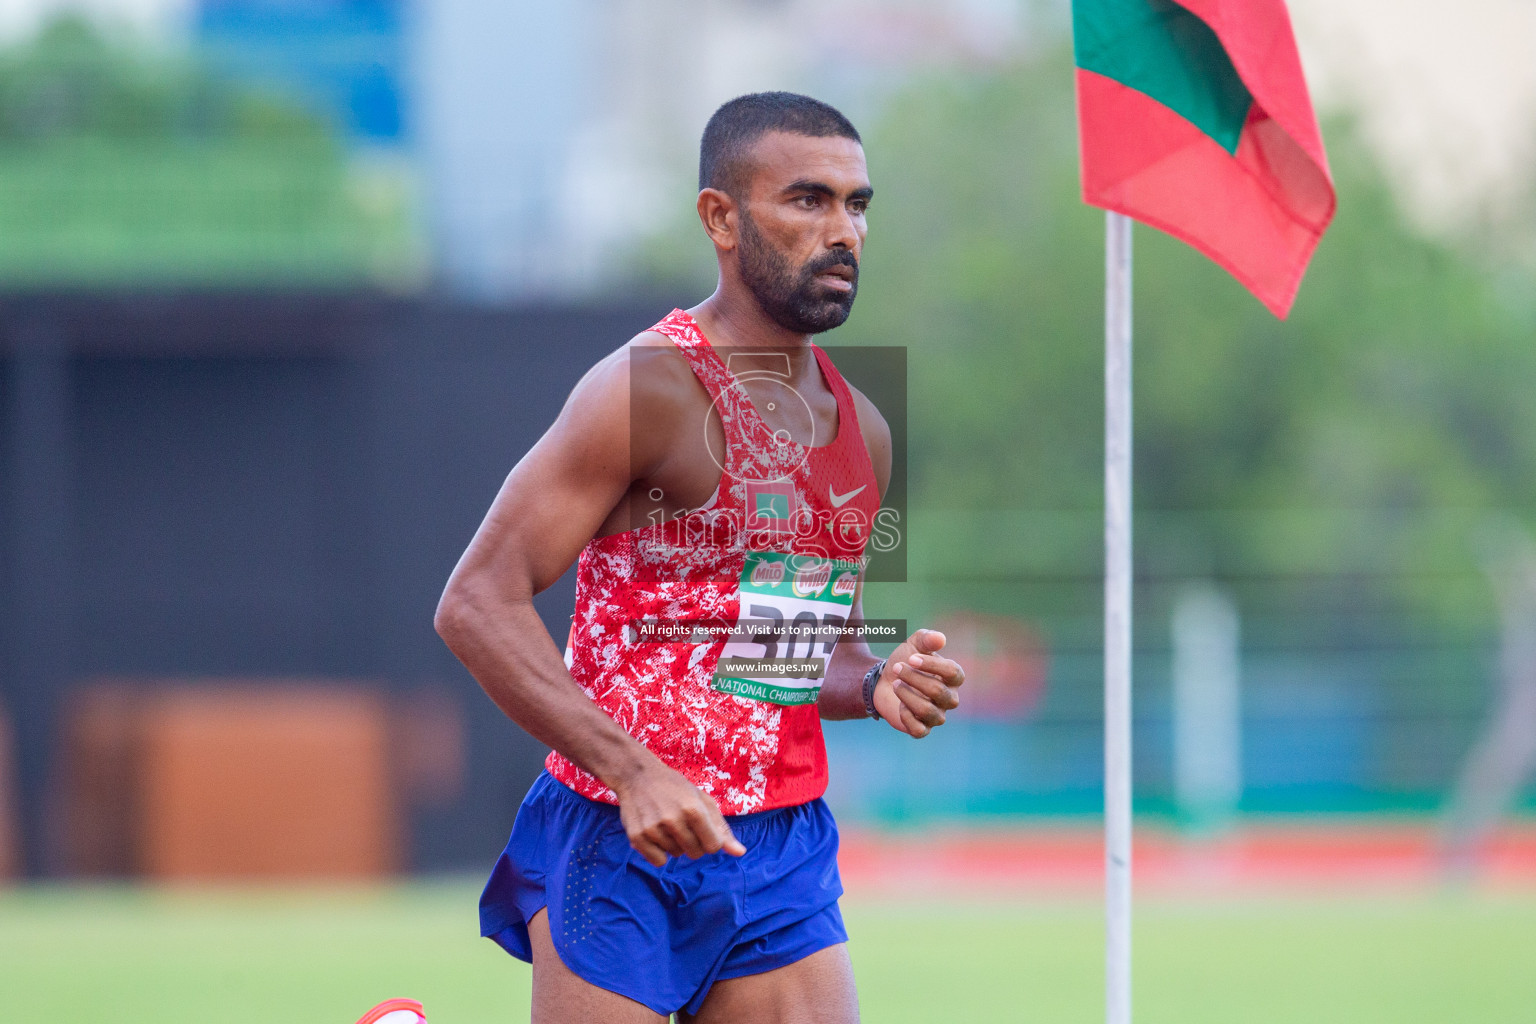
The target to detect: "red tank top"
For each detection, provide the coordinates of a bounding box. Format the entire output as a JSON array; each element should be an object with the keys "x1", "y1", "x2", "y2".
[{"x1": 546, "y1": 309, "x2": 882, "y2": 814}]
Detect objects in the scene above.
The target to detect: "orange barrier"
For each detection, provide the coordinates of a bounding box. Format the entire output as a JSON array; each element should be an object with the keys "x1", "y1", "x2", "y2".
[
  {"x1": 138, "y1": 687, "x2": 398, "y2": 881},
  {"x1": 55, "y1": 682, "x2": 404, "y2": 881}
]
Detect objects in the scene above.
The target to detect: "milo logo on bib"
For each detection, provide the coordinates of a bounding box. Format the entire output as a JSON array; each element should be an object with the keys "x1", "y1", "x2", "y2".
[
  {"x1": 792, "y1": 561, "x2": 832, "y2": 598},
  {"x1": 711, "y1": 550, "x2": 859, "y2": 706},
  {"x1": 750, "y1": 558, "x2": 786, "y2": 588}
]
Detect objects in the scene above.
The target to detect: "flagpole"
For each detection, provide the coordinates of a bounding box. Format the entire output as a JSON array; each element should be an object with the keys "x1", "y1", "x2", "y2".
[{"x1": 1104, "y1": 209, "x2": 1133, "y2": 1024}]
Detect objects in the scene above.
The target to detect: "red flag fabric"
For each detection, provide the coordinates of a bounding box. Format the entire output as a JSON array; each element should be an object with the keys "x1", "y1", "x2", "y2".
[{"x1": 1073, "y1": 0, "x2": 1334, "y2": 318}]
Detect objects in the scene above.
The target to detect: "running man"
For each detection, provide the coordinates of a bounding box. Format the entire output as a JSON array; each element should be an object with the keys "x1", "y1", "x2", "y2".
[{"x1": 436, "y1": 92, "x2": 966, "y2": 1023}]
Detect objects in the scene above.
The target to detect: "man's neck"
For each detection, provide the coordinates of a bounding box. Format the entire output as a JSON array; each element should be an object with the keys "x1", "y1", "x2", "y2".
[{"x1": 689, "y1": 287, "x2": 813, "y2": 358}]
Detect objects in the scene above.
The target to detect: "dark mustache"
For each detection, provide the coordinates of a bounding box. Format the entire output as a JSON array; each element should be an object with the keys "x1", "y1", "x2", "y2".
[{"x1": 803, "y1": 250, "x2": 859, "y2": 281}]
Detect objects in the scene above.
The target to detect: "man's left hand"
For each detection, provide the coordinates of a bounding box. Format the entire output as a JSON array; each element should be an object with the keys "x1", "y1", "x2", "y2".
[{"x1": 873, "y1": 628, "x2": 964, "y2": 737}]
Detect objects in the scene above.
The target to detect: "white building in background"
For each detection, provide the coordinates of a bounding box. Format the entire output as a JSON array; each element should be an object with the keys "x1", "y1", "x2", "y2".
[
  {"x1": 412, "y1": 0, "x2": 1033, "y2": 301},
  {"x1": 411, "y1": 0, "x2": 597, "y2": 301},
  {"x1": 1288, "y1": 0, "x2": 1536, "y2": 233}
]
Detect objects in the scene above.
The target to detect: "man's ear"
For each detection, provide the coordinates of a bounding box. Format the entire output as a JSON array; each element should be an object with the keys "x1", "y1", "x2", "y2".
[{"x1": 697, "y1": 187, "x2": 739, "y2": 251}]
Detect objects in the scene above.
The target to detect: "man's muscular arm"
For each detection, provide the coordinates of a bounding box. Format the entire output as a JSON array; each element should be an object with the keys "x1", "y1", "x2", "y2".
[{"x1": 435, "y1": 344, "x2": 745, "y2": 867}]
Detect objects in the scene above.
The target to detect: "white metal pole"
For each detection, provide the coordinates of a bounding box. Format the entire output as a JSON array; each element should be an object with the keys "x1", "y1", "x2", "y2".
[{"x1": 1104, "y1": 210, "x2": 1133, "y2": 1024}]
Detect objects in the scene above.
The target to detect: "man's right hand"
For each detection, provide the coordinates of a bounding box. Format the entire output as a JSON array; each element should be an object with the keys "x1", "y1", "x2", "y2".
[{"x1": 614, "y1": 762, "x2": 747, "y2": 867}]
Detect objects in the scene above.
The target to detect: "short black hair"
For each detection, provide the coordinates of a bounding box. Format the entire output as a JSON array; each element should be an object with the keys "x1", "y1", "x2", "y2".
[{"x1": 698, "y1": 92, "x2": 861, "y2": 196}]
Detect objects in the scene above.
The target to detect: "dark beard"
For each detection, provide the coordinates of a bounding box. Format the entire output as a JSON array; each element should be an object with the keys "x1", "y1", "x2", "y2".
[{"x1": 737, "y1": 210, "x2": 858, "y2": 335}]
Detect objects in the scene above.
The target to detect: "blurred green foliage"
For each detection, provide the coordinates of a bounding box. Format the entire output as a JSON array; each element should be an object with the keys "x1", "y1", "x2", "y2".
[{"x1": 0, "y1": 16, "x2": 418, "y2": 285}]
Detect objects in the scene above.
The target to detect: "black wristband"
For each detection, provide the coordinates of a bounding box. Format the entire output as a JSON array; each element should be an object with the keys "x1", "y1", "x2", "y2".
[{"x1": 861, "y1": 658, "x2": 888, "y2": 720}]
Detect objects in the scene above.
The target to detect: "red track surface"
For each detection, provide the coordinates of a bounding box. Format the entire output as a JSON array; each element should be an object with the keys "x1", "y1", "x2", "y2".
[{"x1": 836, "y1": 821, "x2": 1536, "y2": 894}]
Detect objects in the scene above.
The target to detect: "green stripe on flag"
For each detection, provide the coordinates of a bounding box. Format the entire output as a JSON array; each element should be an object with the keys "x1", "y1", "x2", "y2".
[{"x1": 1073, "y1": 0, "x2": 1252, "y2": 155}]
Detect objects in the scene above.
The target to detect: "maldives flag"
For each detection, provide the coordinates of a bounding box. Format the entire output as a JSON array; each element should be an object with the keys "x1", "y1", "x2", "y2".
[{"x1": 1073, "y1": 0, "x2": 1335, "y2": 317}]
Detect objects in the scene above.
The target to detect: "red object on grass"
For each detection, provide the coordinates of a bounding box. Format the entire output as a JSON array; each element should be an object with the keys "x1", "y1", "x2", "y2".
[
  {"x1": 355, "y1": 997, "x2": 427, "y2": 1024},
  {"x1": 1073, "y1": 0, "x2": 1334, "y2": 317}
]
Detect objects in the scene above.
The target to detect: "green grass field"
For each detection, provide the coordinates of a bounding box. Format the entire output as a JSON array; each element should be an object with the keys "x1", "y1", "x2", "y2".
[{"x1": 3, "y1": 881, "x2": 1533, "y2": 1023}]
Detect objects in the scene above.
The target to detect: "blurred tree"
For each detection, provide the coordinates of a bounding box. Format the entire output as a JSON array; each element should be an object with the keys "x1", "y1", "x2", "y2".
[{"x1": 0, "y1": 16, "x2": 417, "y2": 286}]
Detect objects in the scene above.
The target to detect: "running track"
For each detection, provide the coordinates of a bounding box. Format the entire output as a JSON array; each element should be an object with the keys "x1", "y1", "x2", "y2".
[{"x1": 836, "y1": 821, "x2": 1536, "y2": 893}]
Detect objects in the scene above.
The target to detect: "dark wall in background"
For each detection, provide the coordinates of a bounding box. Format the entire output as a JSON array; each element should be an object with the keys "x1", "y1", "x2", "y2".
[{"x1": 0, "y1": 292, "x2": 678, "y2": 875}]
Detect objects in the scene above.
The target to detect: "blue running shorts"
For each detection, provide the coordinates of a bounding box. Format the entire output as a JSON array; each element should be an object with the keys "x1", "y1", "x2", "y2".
[{"x1": 479, "y1": 770, "x2": 848, "y2": 1017}]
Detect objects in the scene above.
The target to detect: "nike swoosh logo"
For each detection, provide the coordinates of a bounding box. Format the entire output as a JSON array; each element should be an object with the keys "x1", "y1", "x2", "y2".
[{"x1": 829, "y1": 484, "x2": 867, "y2": 508}]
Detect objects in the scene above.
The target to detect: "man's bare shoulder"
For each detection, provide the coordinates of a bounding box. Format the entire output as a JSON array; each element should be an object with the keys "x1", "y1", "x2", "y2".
[
  {"x1": 846, "y1": 383, "x2": 890, "y2": 437},
  {"x1": 845, "y1": 382, "x2": 893, "y2": 496},
  {"x1": 620, "y1": 329, "x2": 710, "y2": 411},
  {"x1": 565, "y1": 330, "x2": 696, "y2": 405},
  {"x1": 553, "y1": 328, "x2": 709, "y2": 473}
]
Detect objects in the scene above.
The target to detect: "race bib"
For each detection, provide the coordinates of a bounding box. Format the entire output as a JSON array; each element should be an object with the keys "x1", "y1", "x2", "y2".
[{"x1": 711, "y1": 550, "x2": 860, "y2": 705}]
